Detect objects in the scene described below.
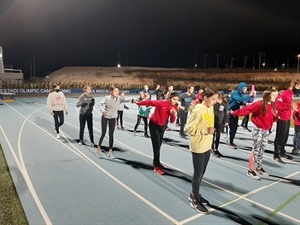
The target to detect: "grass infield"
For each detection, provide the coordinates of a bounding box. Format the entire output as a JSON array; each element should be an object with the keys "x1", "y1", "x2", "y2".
[{"x1": 0, "y1": 144, "x2": 28, "y2": 225}]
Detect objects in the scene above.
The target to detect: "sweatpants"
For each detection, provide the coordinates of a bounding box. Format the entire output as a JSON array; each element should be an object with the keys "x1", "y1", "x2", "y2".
[
  {"x1": 191, "y1": 150, "x2": 211, "y2": 200},
  {"x1": 149, "y1": 120, "x2": 166, "y2": 167},
  {"x1": 98, "y1": 116, "x2": 116, "y2": 149},
  {"x1": 133, "y1": 115, "x2": 148, "y2": 135},
  {"x1": 53, "y1": 110, "x2": 64, "y2": 134},
  {"x1": 274, "y1": 119, "x2": 290, "y2": 157},
  {"x1": 250, "y1": 124, "x2": 269, "y2": 169},
  {"x1": 79, "y1": 113, "x2": 94, "y2": 143},
  {"x1": 178, "y1": 110, "x2": 188, "y2": 135}
]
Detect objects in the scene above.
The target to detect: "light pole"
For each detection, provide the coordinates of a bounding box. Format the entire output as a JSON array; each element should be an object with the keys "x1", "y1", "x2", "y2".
[{"x1": 297, "y1": 54, "x2": 300, "y2": 73}]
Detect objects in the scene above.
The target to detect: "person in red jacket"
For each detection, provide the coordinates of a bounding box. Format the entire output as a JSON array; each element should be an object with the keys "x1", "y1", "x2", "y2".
[
  {"x1": 231, "y1": 88, "x2": 278, "y2": 180},
  {"x1": 273, "y1": 79, "x2": 300, "y2": 163},
  {"x1": 137, "y1": 92, "x2": 180, "y2": 175},
  {"x1": 291, "y1": 101, "x2": 300, "y2": 155}
]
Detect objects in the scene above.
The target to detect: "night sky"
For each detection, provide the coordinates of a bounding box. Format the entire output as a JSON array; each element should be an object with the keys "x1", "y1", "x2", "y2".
[{"x1": 0, "y1": 0, "x2": 300, "y2": 79}]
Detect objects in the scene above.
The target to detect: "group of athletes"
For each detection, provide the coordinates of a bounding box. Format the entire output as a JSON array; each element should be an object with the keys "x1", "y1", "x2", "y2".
[{"x1": 46, "y1": 79, "x2": 300, "y2": 213}]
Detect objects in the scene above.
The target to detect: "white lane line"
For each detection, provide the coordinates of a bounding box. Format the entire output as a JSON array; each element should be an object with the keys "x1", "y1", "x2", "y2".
[
  {"x1": 177, "y1": 171, "x2": 300, "y2": 225},
  {"x1": 0, "y1": 125, "x2": 53, "y2": 225},
  {"x1": 6, "y1": 101, "x2": 179, "y2": 224},
  {"x1": 10, "y1": 99, "x2": 300, "y2": 224}
]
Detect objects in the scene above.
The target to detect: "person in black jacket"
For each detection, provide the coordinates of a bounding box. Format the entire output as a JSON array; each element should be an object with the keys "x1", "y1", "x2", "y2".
[{"x1": 211, "y1": 94, "x2": 228, "y2": 157}]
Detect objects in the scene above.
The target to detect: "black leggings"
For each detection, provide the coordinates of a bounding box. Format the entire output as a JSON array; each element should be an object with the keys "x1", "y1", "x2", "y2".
[
  {"x1": 191, "y1": 151, "x2": 210, "y2": 200},
  {"x1": 117, "y1": 110, "x2": 123, "y2": 127},
  {"x1": 98, "y1": 116, "x2": 116, "y2": 149},
  {"x1": 79, "y1": 113, "x2": 94, "y2": 143},
  {"x1": 212, "y1": 123, "x2": 222, "y2": 150},
  {"x1": 53, "y1": 110, "x2": 64, "y2": 134},
  {"x1": 149, "y1": 120, "x2": 166, "y2": 167},
  {"x1": 229, "y1": 115, "x2": 239, "y2": 145},
  {"x1": 133, "y1": 115, "x2": 148, "y2": 135}
]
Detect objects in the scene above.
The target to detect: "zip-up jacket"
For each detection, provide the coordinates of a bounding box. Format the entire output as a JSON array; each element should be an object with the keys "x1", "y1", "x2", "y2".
[
  {"x1": 137, "y1": 100, "x2": 177, "y2": 126},
  {"x1": 232, "y1": 100, "x2": 277, "y2": 130},
  {"x1": 275, "y1": 88, "x2": 293, "y2": 120}
]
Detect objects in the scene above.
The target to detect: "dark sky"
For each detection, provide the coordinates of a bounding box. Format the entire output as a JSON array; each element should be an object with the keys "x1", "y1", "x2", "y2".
[{"x1": 1, "y1": 0, "x2": 300, "y2": 79}]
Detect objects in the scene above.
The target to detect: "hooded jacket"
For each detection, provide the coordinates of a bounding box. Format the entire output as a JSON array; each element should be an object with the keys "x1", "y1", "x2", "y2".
[
  {"x1": 185, "y1": 103, "x2": 214, "y2": 153},
  {"x1": 229, "y1": 82, "x2": 252, "y2": 111}
]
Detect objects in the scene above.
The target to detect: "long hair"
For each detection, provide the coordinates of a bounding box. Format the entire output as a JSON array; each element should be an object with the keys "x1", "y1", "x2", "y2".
[
  {"x1": 262, "y1": 88, "x2": 277, "y2": 115},
  {"x1": 202, "y1": 88, "x2": 218, "y2": 98}
]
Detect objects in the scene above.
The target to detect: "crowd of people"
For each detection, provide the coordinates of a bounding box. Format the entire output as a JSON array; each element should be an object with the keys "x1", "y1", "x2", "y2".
[{"x1": 46, "y1": 79, "x2": 300, "y2": 214}]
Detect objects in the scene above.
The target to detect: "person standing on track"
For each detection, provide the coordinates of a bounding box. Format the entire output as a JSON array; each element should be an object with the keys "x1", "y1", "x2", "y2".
[
  {"x1": 273, "y1": 79, "x2": 300, "y2": 163},
  {"x1": 76, "y1": 84, "x2": 95, "y2": 146},
  {"x1": 228, "y1": 82, "x2": 256, "y2": 149},
  {"x1": 178, "y1": 86, "x2": 196, "y2": 139},
  {"x1": 230, "y1": 88, "x2": 278, "y2": 180},
  {"x1": 133, "y1": 92, "x2": 151, "y2": 137},
  {"x1": 137, "y1": 92, "x2": 179, "y2": 175},
  {"x1": 96, "y1": 86, "x2": 133, "y2": 159},
  {"x1": 47, "y1": 84, "x2": 68, "y2": 139},
  {"x1": 185, "y1": 88, "x2": 218, "y2": 213},
  {"x1": 116, "y1": 91, "x2": 129, "y2": 130},
  {"x1": 211, "y1": 93, "x2": 228, "y2": 157}
]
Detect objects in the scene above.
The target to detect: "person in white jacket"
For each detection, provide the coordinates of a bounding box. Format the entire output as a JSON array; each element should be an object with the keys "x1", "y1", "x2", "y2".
[{"x1": 47, "y1": 84, "x2": 68, "y2": 139}]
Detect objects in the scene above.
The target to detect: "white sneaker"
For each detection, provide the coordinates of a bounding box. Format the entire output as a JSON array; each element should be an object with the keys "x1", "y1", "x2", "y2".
[
  {"x1": 96, "y1": 148, "x2": 102, "y2": 159},
  {"x1": 56, "y1": 134, "x2": 60, "y2": 139},
  {"x1": 108, "y1": 151, "x2": 115, "y2": 159}
]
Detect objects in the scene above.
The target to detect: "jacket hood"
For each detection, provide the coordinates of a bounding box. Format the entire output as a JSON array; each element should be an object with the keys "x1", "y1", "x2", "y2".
[{"x1": 237, "y1": 82, "x2": 247, "y2": 93}]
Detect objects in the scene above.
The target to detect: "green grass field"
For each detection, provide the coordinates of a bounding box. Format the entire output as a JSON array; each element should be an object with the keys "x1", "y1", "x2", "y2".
[{"x1": 0, "y1": 145, "x2": 28, "y2": 225}]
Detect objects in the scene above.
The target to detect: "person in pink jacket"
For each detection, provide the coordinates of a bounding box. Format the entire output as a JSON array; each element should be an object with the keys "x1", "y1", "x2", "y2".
[{"x1": 231, "y1": 88, "x2": 278, "y2": 180}]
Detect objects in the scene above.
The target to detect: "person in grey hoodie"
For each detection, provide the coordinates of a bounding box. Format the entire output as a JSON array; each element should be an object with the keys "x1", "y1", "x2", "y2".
[
  {"x1": 96, "y1": 86, "x2": 133, "y2": 159},
  {"x1": 47, "y1": 84, "x2": 68, "y2": 139},
  {"x1": 76, "y1": 85, "x2": 95, "y2": 146}
]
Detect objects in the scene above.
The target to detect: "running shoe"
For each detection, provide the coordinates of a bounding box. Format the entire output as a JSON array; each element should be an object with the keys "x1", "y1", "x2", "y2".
[
  {"x1": 190, "y1": 199, "x2": 208, "y2": 213},
  {"x1": 280, "y1": 154, "x2": 293, "y2": 160},
  {"x1": 56, "y1": 134, "x2": 60, "y2": 139},
  {"x1": 188, "y1": 193, "x2": 209, "y2": 204},
  {"x1": 247, "y1": 170, "x2": 260, "y2": 180},
  {"x1": 256, "y1": 167, "x2": 269, "y2": 176},
  {"x1": 228, "y1": 143, "x2": 237, "y2": 149},
  {"x1": 108, "y1": 151, "x2": 115, "y2": 159},
  {"x1": 291, "y1": 149, "x2": 299, "y2": 155},
  {"x1": 144, "y1": 134, "x2": 150, "y2": 138},
  {"x1": 154, "y1": 167, "x2": 165, "y2": 175},
  {"x1": 273, "y1": 156, "x2": 285, "y2": 164},
  {"x1": 96, "y1": 148, "x2": 102, "y2": 159}
]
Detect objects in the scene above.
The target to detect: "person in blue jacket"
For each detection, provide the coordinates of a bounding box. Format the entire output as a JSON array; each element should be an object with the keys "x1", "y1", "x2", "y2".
[{"x1": 228, "y1": 82, "x2": 256, "y2": 148}]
